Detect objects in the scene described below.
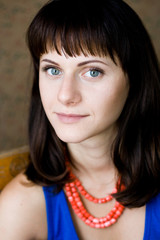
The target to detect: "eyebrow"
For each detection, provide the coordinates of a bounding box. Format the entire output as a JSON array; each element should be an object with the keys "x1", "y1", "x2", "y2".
[
  {"x1": 41, "y1": 59, "x2": 108, "y2": 67},
  {"x1": 41, "y1": 59, "x2": 60, "y2": 66},
  {"x1": 77, "y1": 60, "x2": 108, "y2": 67}
]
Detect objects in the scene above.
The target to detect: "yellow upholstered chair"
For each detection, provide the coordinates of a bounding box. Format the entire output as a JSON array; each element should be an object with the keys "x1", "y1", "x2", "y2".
[{"x1": 0, "y1": 146, "x2": 30, "y2": 191}]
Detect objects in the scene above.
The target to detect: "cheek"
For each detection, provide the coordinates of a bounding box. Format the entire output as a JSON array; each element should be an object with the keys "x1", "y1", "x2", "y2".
[
  {"x1": 107, "y1": 84, "x2": 128, "y2": 118},
  {"x1": 39, "y1": 82, "x2": 47, "y2": 107},
  {"x1": 94, "y1": 80, "x2": 129, "y2": 120},
  {"x1": 39, "y1": 82, "x2": 52, "y2": 114},
  {"x1": 108, "y1": 85, "x2": 128, "y2": 108},
  {"x1": 39, "y1": 78, "x2": 57, "y2": 109}
]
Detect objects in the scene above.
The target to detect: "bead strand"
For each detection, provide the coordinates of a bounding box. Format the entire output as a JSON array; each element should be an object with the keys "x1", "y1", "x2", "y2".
[
  {"x1": 65, "y1": 182, "x2": 125, "y2": 229},
  {"x1": 74, "y1": 178, "x2": 117, "y2": 203}
]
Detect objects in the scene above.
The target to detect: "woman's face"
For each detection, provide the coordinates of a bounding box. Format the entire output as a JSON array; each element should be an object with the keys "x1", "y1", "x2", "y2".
[{"x1": 39, "y1": 50, "x2": 129, "y2": 144}]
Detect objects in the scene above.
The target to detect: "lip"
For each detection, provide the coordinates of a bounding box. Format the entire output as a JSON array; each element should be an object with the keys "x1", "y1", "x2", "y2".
[{"x1": 55, "y1": 112, "x2": 88, "y2": 124}]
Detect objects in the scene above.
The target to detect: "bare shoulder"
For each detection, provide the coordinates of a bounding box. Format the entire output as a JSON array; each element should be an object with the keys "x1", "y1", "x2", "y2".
[
  {"x1": 0, "y1": 172, "x2": 43, "y2": 208},
  {"x1": 0, "y1": 173, "x2": 47, "y2": 240}
]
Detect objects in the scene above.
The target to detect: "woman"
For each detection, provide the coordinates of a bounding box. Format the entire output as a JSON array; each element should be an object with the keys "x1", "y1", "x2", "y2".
[{"x1": 0, "y1": 0, "x2": 160, "y2": 239}]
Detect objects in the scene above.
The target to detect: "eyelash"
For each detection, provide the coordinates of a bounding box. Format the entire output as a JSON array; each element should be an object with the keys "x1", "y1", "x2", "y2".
[
  {"x1": 42, "y1": 65, "x2": 61, "y2": 73},
  {"x1": 41, "y1": 65, "x2": 105, "y2": 78},
  {"x1": 85, "y1": 68, "x2": 104, "y2": 77}
]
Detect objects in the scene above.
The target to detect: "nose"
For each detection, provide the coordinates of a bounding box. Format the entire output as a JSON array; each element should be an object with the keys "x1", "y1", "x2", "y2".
[{"x1": 57, "y1": 74, "x2": 81, "y2": 106}]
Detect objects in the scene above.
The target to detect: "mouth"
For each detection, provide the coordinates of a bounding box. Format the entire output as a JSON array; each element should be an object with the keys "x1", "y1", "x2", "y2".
[{"x1": 55, "y1": 112, "x2": 89, "y2": 124}]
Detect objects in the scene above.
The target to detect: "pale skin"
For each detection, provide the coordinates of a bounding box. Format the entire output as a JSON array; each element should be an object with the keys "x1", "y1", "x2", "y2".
[{"x1": 0, "y1": 50, "x2": 146, "y2": 240}]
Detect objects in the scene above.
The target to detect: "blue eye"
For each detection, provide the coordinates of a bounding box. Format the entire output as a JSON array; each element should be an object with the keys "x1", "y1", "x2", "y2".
[
  {"x1": 85, "y1": 69, "x2": 102, "y2": 78},
  {"x1": 48, "y1": 68, "x2": 60, "y2": 75},
  {"x1": 89, "y1": 70, "x2": 100, "y2": 77}
]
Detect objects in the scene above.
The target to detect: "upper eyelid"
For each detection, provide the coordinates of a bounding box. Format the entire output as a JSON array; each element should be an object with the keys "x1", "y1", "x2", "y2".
[
  {"x1": 41, "y1": 64, "x2": 62, "y2": 70},
  {"x1": 84, "y1": 67, "x2": 105, "y2": 74},
  {"x1": 81, "y1": 64, "x2": 105, "y2": 71},
  {"x1": 41, "y1": 64, "x2": 105, "y2": 73},
  {"x1": 90, "y1": 67, "x2": 104, "y2": 71}
]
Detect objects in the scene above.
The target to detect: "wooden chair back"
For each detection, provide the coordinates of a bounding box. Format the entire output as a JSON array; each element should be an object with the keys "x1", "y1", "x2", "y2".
[{"x1": 0, "y1": 146, "x2": 29, "y2": 191}]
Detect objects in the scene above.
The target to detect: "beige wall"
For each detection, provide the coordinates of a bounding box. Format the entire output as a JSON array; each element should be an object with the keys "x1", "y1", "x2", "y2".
[{"x1": 0, "y1": 0, "x2": 160, "y2": 151}]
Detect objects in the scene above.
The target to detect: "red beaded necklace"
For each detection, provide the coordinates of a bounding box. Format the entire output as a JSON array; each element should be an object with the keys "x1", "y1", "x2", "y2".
[{"x1": 65, "y1": 173, "x2": 125, "y2": 229}]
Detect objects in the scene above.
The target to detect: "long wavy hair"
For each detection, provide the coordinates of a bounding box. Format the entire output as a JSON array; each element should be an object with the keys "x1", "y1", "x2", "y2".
[{"x1": 25, "y1": 0, "x2": 160, "y2": 207}]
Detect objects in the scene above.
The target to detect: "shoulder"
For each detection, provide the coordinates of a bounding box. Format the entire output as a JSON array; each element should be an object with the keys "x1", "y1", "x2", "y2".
[{"x1": 0, "y1": 173, "x2": 47, "y2": 240}]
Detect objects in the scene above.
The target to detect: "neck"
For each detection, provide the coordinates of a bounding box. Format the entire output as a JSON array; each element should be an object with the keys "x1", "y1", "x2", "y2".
[{"x1": 67, "y1": 134, "x2": 117, "y2": 191}]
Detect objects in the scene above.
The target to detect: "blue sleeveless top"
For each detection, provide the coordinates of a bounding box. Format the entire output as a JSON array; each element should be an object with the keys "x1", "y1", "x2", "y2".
[{"x1": 43, "y1": 186, "x2": 160, "y2": 240}]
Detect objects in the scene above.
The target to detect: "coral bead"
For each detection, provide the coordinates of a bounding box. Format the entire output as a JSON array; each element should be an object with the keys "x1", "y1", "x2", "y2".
[
  {"x1": 110, "y1": 218, "x2": 116, "y2": 224},
  {"x1": 104, "y1": 221, "x2": 111, "y2": 227},
  {"x1": 70, "y1": 183, "x2": 75, "y2": 187},
  {"x1": 65, "y1": 175, "x2": 125, "y2": 229},
  {"x1": 88, "y1": 215, "x2": 94, "y2": 221},
  {"x1": 93, "y1": 218, "x2": 99, "y2": 223},
  {"x1": 77, "y1": 201, "x2": 83, "y2": 207},
  {"x1": 85, "y1": 219, "x2": 91, "y2": 225},
  {"x1": 68, "y1": 196, "x2": 73, "y2": 202},
  {"x1": 95, "y1": 224, "x2": 101, "y2": 228}
]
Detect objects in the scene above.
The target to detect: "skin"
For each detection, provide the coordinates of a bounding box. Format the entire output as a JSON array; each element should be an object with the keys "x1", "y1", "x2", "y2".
[
  {"x1": 39, "y1": 51, "x2": 129, "y2": 145},
  {"x1": 0, "y1": 51, "x2": 146, "y2": 240},
  {"x1": 39, "y1": 50, "x2": 129, "y2": 188}
]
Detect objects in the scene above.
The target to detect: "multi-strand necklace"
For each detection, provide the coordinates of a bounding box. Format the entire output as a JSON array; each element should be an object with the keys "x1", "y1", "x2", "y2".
[{"x1": 65, "y1": 172, "x2": 125, "y2": 229}]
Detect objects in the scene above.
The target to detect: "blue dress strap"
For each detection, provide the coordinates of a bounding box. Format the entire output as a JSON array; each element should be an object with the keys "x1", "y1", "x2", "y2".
[
  {"x1": 143, "y1": 193, "x2": 160, "y2": 240},
  {"x1": 43, "y1": 185, "x2": 160, "y2": 240},
  {"x1": 43, "y1": 186, "x2": 79, "y2": 240}
]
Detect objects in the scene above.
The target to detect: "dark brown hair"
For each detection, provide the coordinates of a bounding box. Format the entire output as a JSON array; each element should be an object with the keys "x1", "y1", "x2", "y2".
[{"x1": 25, "y1": 0, "x2": 160, "y2": 207}]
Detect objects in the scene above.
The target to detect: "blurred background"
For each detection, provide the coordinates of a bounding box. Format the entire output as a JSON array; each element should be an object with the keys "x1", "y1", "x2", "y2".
[{"x1": 0, "y1": 0, "x2": 160, "y2": 152}]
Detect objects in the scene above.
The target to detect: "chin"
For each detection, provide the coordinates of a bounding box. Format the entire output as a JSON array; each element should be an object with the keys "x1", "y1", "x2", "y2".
[
  {"x1": 54, "y1": 129, "x2": 88, "y2": 144},
  {"x1": 57, "y1": 135, "x2": 85, "y2": 144}
]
